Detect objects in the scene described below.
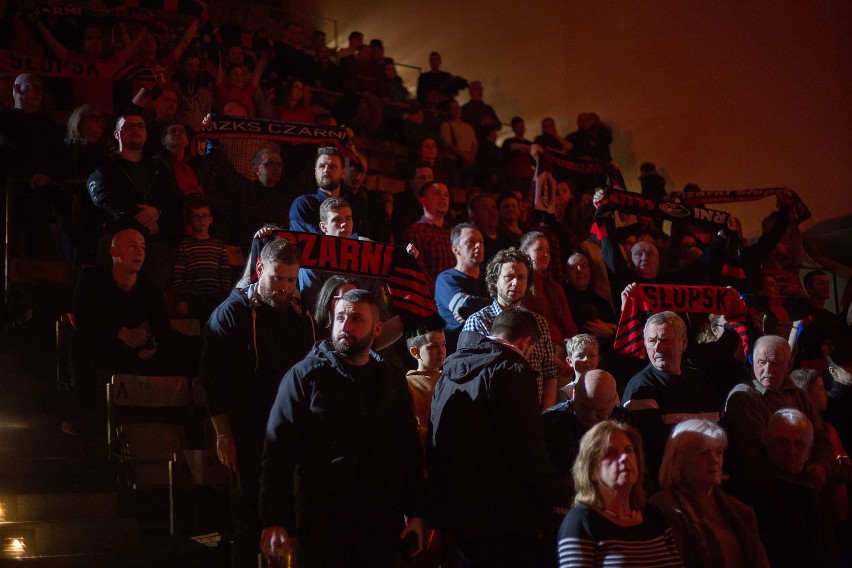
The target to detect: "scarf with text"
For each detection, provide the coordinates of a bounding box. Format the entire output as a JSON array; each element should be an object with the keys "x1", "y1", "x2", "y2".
[
  {"x1": 0, "y1": 50, "x2": 162, "y2": 93},
  {"x1": 200, "y1": 115, "x2": 355, "y2": 157},
  {"x1": 249, "y1": 232, "x2": 444, "y2": 333},
  {"x1": 614, "y1": 284, "x2": 748, "y2": 358},
  {"x1": 25, "y1": 1, "x2": 204, "y2": 25},
  {"x1": 666, "y1": 188, "x2": 811, "y2": 225},
  {"x1": 530, "y1": 144, "x2": 625, "y2": 214},
  {"x1": 595, "y1": 188, "x2": 739, "y2": 235}
]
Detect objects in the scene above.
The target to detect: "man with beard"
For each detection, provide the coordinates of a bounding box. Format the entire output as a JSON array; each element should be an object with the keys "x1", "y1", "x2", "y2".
[
  {"x1": 201, "y1": 239, "x2": 315, "y2": 567},
  {"x1": 289, "y1": 146, "x2": 345, "y2": 233},
  {"x1": 260, "y1": 289, "x2": 426, "y2": 566},
  {"x1": 621, "y1": 311, "x2": 721, "y2": 483}
]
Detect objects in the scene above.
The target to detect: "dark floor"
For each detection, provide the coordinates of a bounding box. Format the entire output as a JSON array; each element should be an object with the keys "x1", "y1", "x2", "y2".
[{"x1": 0, "y1": 298, "x2": 231, "y2": 566}]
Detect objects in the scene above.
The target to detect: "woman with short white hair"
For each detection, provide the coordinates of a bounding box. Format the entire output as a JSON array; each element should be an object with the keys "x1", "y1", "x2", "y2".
[{"x1": 650, "y1": 419, "x2": 770, "y2": 568}]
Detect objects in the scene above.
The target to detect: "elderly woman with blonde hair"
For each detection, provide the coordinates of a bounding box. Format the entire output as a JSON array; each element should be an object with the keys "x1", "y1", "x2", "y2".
[
  {"x1": 649, "y1": 419, "x2": 770, "y2": 568},
  {"x1": 557, "y1": 421, "x2": 682, "y2": 567}
]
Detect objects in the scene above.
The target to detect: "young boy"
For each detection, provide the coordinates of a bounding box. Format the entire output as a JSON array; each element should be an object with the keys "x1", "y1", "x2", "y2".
[
  {"x1": 405, "y1": 328, "x2": 447, "y2": 448},
  {"x1": 172, "y1": 197, "x2": 231, "y2": 321},
  {"x1": 558, "y1": 333, "x2": 601, "y2": 402}
]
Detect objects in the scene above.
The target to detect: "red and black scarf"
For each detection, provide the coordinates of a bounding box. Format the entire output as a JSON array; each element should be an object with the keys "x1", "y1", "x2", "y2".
[
  {"x1": 614, "y1": 284, "x2": 748, "y2": 358},
  {"x1": 249, "y1": 232, "x2": 444, "y2": 333}
]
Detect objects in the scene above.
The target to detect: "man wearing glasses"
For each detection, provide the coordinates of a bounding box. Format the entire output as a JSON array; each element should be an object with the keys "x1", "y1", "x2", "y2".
[
  {"x1": 0, "y1": 74, "x2": 64, "y2": 257},
  {"x1": 87, "y1": 111, "x2": 182, "y2": 288},
  {"x1": 227, "y1": 146, "x2": 294, "y2": 250}
]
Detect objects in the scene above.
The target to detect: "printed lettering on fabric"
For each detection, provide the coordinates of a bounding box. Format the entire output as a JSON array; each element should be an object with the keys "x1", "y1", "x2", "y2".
[
  {"x1": 666, "y1": 187, "x2": 811, "y2": 225},
  {"x1": 596, "y1": 188, "x2": 737, "y2": 232},
  {"x1": 248, "y1": 232, "x2": 444, "y2": 328},
  {"x1": 0, "y1": 51, "x2": 118, "y2": 78},
  {"x1": 614, "y1": 284, "x2": 748, "y2": 359},
  {"x1": 199, "y1": 115, "x2": 353, "y2": 155}
]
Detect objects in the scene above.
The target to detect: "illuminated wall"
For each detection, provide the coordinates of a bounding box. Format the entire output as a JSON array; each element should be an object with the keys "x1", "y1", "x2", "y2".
[{"x1": 303, "y1": 0, "x2": 852, "y2": 238}]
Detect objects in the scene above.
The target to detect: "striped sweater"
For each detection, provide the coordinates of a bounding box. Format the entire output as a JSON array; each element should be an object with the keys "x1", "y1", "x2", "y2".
[{"x1": 557, "y1": 504, "x2": 683, "y2": 567}]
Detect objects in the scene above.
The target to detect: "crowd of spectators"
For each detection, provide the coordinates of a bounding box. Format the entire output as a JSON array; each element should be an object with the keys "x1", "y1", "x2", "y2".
[{"x1": 2, "y1": 5, "x2": 852, "y2": 567}]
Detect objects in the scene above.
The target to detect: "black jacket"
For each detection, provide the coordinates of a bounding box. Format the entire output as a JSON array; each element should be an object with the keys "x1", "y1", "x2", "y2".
[
  {"x1": 86, "y1": 151, "x2": 182, "y2": 238},
  {"x1": 260, "y1": 340, "x2": 426, "y2": 538},
  {"x1": 201, "y1": 284, "x2": 315, "y2": 453},
  {"x1": 428, "y1": 334, "x2": 570, "y2": 532}
]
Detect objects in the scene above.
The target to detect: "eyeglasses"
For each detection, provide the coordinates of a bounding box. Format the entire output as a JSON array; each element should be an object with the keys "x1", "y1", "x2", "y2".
[
  {"x1": 83, "y1": 114, "x2": 105, "y2": 122},
  {"x1": 190, "y1": 214, "x2": 211, "y2": 220},
  {"x1": 259, "y1": 160, "x2": 283, "y2": 168}
]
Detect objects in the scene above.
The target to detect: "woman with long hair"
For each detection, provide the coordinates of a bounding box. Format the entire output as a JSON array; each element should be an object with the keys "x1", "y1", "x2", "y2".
[
  {"x1": 520, "y1": 231, "x2": 577, "y2": 344},
  {"x1": 61, "y1": 103, "x2": 112, "y2": 264},
  {"x1": 274, "y1": 79, "x2": 314, "y2": 123}
]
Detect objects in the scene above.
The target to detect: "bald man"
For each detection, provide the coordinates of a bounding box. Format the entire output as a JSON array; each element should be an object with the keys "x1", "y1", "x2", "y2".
[
  {"x1": 542, "y1": 370, "x2": 630, "y2": 479},
  {"x1": 540, "y1": 369, "x2": 630, "y2": 566},
  {"x1": 723, "y1": 335, "x2": 834, "y2": 489},
  {"x1": 73, "y1": 229, "x2": 191, "y2": 418},
  {"x1": 0, "y1": 73, "x2": 63, "y2": 256}
]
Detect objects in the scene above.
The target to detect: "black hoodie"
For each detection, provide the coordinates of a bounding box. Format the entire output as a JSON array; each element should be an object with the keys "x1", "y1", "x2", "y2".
[{"x1": 428, "y1": 332, "x2": 570, "y2": 532}]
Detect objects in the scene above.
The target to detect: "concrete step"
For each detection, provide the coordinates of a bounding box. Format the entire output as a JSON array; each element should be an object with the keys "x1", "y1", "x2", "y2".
[
  {"x1": 0, "y1": 518, "x2": 137, "y2": 556},
  {"x1": 0, "y1": 492, "x2": 117, "y2": 522},
  {"x1": 0, "y1": 540, "x2": 226, "y2": 567}
]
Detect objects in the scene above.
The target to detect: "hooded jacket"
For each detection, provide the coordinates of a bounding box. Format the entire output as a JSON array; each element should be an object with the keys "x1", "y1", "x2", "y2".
[
  {"x1": 201, "y1": 283, "x2": 315, "y2": 451},
  {"x1": 428, "y1": 333, "x2": 570, "y2": 532},
  {"x1": 260, "y1": 339, "x2": 426, "y2": 538}
]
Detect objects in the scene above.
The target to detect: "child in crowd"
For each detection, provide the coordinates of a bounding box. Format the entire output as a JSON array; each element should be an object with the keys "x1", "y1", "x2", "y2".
[
  {"x1": 405, "y1": 328, "x2": 447, "y2": 448},
  {"x1": 172, "y1": 197, "x2": 231, "y2": 321},
  {"x1": 558, "y1": 333, "x2": 601, "y2": 402}
]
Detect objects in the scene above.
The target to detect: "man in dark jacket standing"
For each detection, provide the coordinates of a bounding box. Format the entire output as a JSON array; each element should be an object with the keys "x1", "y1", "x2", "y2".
[
  {"x1": 201, "y1": 238, "x2": 315, "y2": 567},
  {"x1": 429, "y1": 308, "x2": 571, "y2": 567},
  {"x1": 87, "y1": 112, "x2": 182, "y2": 288},
  {"x1": 260, "y1": 288, "x2": 426, "y2": 566}
]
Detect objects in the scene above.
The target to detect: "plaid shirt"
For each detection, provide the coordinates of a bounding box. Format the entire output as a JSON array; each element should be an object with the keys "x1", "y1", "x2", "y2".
[
  {"x1": 462, "y1": 300, "x2": 558, "y2": 402},
  {"x1": 405, "y1": 216, "x2": 454, "y2": 288}
]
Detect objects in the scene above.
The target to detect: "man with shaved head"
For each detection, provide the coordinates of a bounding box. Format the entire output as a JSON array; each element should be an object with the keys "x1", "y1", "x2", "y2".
[
  {"x1": 540, "y1": 369, "x2": 630, "y2": 565},
  {"x1": 0, "y1": 73, "x2": 63, "y2": 257},
  {"x1": 724, "y1": 334, "x2": 835, "y2": 488},
  {"x1": 542, "y1": 369, "x2": 629, "y2": 479},
  {"x1": 73, "y1": 229, "x2": 186, "y2": 426}
]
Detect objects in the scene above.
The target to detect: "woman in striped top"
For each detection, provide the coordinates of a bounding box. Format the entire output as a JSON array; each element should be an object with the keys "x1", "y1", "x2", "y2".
[{"x1": 557, "y1": 421, "x2": 683, "y2": 567}]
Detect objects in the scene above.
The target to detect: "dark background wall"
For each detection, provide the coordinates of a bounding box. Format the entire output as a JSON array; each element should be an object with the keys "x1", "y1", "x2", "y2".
[{"x1": 302, "y1": 0, "x2": 852, "y2": 240}]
